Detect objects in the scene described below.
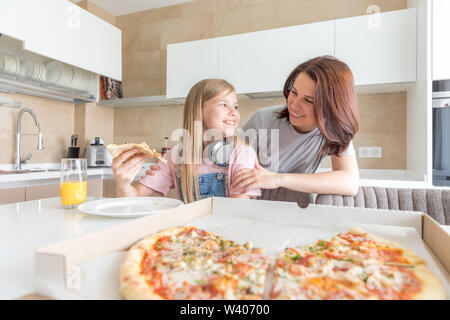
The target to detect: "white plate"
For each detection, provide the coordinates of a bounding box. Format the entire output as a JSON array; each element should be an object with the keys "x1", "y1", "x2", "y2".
[
  {"x1": 46, "y1": 61, "x2": 64, "y2": 84},
  {"x1": 78, "y1": 197, "x2": 184, "y2": 218}
]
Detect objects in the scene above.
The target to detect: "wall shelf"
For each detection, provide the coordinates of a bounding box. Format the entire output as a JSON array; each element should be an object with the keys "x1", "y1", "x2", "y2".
[
  {"x1": 97, "y1": 95, "x2": 184, "y2": 108},
  {"x1": 0, "y1": 73, "x2": 96, "y2": 103}
]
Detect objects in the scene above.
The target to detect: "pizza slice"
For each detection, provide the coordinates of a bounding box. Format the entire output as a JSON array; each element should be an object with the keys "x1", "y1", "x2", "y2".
[
  {"x1": 309, "y1": 227, "x2": 426, "y2": 267},
  {"x1": 106, "y1": 142, "x2": 167, "y2": 163},
  {"x1": 119, "y1": 226, "x2": 271, "y2": 300},
  {"x1": 270, "y1": 228, "x2": 447, "y2": 300}
]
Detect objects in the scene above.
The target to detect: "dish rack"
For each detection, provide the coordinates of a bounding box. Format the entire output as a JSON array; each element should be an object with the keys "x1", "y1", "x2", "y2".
[{"x1": 0, "y1": 68, "x2": 97, "y2": 103}]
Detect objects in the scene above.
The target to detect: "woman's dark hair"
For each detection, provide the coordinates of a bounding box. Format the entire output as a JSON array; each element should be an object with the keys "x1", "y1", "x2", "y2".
[{"x1": 278, "y1": 55, "x2": 359, "y2": 157}]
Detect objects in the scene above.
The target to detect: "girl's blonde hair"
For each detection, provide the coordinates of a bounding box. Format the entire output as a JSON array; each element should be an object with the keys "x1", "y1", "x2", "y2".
[{"x1": 180, "y1": 79, "x2": 235, "y2": 203}]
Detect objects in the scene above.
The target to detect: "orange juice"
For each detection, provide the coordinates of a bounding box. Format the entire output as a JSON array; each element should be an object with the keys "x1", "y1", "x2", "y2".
[{"x1": 60, "y1": 181, "x2": 87, "y2": 206}]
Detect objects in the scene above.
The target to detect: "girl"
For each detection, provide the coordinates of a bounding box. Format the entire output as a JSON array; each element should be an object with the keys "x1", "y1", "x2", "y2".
[{"x1": 112, "y1": 79, "x2": 261, "y2": 203}]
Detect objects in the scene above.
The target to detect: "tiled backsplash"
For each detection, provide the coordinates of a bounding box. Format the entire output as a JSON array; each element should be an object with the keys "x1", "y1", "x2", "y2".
[{"x1": 113, "y1": 92, "x2": 406, "y2": 170}]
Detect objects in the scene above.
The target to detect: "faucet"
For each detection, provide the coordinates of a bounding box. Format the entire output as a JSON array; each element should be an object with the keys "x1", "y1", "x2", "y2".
[{"x1": 15, "y1": 108, "x2": 44, "y2": 170}]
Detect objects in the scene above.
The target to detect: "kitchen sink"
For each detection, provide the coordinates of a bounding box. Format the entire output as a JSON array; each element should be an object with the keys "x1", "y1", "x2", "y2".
[{"x1": 0, "y1": 169, "x2": 60, "y2": 174}]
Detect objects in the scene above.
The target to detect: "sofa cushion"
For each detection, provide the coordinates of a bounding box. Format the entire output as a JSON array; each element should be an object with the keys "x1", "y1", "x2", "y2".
[{"x1": 315, "y1": 187, "x2": 450, "y2": 225}]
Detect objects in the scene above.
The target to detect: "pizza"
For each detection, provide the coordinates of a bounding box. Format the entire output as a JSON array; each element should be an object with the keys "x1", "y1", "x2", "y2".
[
  {"x1": 119, "y1": 226, "x2": 447, "y2": 300},
  {"x1": 270, "y1": 227, "x2": 447, "y2": 300},
  {"x1": 106, "y1": 142, "x2": 167, "y2": 163},
  {"x1": 119, "y1": 226, "x2": 271, "y2": 300}
]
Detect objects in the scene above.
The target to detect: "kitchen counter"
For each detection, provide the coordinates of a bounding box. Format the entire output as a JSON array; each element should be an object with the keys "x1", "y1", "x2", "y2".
[
  {"x1": 0, "y1": 196, "x2": 132, "y2": 300},
  {"x1": 1, "y1": 163, "x2": 447, "y2": 190}
]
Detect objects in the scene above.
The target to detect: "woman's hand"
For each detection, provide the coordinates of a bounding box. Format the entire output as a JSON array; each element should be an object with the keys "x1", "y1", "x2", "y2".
[
  {"x1": 231, "y1": 161, "x2": 280, "y2": 192},
  {"x1": 112, "y1": 148, "x2": 149, "y2": 189}
]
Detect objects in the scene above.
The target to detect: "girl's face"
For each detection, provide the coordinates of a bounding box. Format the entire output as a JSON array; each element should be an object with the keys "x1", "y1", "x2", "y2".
[
  {"x1": 202, "y1": 90, "x2": 240, "y2": 137},
  {"x1": 287, "y1": 72, "x2": 317, "y2": 133}
]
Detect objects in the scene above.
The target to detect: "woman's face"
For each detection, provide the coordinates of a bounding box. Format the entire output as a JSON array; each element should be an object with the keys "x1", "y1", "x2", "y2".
[
  {"x1": 287, "y1": 72, "x2": 317, "y2": 133},
  {"x1": 202, "y1": 90, "x2": 240, "y2": 137}
]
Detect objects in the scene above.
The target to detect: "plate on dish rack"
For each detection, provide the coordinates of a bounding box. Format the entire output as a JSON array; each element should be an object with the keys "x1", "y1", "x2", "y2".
[{"x1": 77, "y1": 197, "x2": 183, "y2": 218}]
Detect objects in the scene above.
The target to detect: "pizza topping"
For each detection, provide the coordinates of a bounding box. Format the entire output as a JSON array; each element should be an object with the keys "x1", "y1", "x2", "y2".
[
  {"x1": 137, "y1": 227, "x2": 270, "y2": 300},
  {"x1": 270, "y1": 230, "x2": 428, "y2": 300},
  {"x1": 122, "y1": 227, "x2": 444, "y2": 300}
]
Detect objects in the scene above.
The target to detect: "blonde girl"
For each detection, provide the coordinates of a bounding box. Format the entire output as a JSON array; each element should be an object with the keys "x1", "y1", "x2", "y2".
[{"x1": 112, "y1": 79, "x2": 260, "y2": 203}]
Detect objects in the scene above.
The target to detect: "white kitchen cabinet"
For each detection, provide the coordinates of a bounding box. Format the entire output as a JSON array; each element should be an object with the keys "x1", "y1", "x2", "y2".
[
  {"x1": 432, "y1": 0, "x2": 450, "y2": 80},
  {"x1": 166, "y1": 9, "x2": 417, "y2": 98},
  {"x1": 0, "y1": 0, "x2": 121, "y2": 81},
  {"x1": 218, "y1": 21, "x2": 335, "y2": 94},
  {"x1": 167, "y1": 38, "x2": 219, "y2": 99},
  {"x1": 335, "y1": 9, "x2": 416, "y2": 86}
]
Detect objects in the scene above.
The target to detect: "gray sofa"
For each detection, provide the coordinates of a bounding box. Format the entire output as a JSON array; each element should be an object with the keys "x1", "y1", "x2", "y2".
[{"x1": 260, "y1": 187, "x2": 450, "y2": 225}]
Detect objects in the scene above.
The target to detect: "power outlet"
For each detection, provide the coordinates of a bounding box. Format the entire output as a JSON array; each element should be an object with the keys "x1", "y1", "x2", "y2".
[
  {"x1": 359, "y1": 147, "x2": 382, "y2": 158},
  {"x1": 369, "y1": 147, "x2": 382, "y2": 158},
  {"x1": 359, "y1": 147, "x2": 370, "y2": 158}
]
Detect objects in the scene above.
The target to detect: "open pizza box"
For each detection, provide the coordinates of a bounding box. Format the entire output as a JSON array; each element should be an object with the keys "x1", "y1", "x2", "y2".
[{"x1": 34, "y1": 197, "x2": 450, "y2": 299}]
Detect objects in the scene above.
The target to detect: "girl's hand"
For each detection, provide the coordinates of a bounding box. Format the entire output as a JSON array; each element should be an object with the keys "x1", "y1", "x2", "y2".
[
  {"x1": 231, "y1": 161, "x2": 280, "y2": 192},
  {"x1": 141, "y1": 164, "x2": 161, "y2": 179},
  {"x1": 112, "y1": 148, "x2": 149, "y2": 188}
]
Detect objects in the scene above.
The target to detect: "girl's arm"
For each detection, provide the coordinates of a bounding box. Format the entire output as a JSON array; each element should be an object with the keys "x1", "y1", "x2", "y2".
[{"x1": 231, "y1": 155, "x2": 360, "y2": 197}]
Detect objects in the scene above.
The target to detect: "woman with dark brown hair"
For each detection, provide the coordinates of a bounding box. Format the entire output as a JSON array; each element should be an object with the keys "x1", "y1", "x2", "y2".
[{"x1": 230, "y1": 55, "x2": 360, "y2": 196}]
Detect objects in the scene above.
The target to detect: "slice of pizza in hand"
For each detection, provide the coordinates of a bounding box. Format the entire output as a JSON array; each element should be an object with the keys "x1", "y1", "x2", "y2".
[{"x1": 106, "y1": 142, "x2": 167, "y2": 163}]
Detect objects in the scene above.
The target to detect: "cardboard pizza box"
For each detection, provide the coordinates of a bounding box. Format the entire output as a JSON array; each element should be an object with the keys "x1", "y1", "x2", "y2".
[{"x1": 34, "y1": 197, "x2": 450, "y2": 299}]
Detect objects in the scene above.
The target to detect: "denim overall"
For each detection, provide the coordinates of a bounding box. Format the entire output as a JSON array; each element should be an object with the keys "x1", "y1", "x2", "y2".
[{"x1": 175, "y1": 164, "x2": 228, "y2": 202}]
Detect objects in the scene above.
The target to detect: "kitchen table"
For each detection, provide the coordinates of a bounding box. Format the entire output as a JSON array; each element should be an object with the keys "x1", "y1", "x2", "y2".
[
  {"x1": 2, "y1": 196, "x2": 450, "y2": 300},
  {"x1": 0, "y1": 196, "x2": 133, "y2": 299}
]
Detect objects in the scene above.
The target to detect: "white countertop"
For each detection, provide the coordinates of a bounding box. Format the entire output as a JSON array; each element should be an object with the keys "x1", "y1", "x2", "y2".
[
  {"x1": 1, "y1": 196, "x2": 449, "y2": 300},
  {"x1": 0, "y1": 197, "x2": 131, "y2": 299}
]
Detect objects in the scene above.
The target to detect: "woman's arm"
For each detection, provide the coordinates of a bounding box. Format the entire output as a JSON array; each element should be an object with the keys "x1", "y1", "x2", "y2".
[
  {"x1": 277, "y1": 155, "x2": 359, "y2": 196},
  {"x1": 231, "y1": 155, "x2": 360, "y2": 196}
]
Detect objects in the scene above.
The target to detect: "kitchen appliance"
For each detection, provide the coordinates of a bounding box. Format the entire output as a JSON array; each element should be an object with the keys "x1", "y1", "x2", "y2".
[
  {"x1": 67, "y1": 134, "x2": 80, "y2": 158},
  {"x1": 432, "y1": 80, "x2": 450, "y2": 186},
  {"x1": 84, "y1": 137, "x2": 113, "y2": 168}
]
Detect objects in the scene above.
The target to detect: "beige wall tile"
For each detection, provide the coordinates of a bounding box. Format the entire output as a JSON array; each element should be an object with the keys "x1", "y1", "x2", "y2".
[
  {"x1": 0, "y1": 92, "x2": 75, "y2": 164},
  {"x1": 0, "y1": 129, "x2": 15, "y2": 163},
  {"x1": 85, "y1": 103, "x2": 114, "y2": 145},
  {"x1": 214, "y1": 0, "x2": 279, "y2": 36}
]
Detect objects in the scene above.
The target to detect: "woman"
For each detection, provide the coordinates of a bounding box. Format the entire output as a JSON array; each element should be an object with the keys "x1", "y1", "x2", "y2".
[
  {"x1": 145, "y1": 56, "x2": 359, "y2": 197},
  {"x1": 231, "y1": 55, "x2": 360, "y2": 196}
]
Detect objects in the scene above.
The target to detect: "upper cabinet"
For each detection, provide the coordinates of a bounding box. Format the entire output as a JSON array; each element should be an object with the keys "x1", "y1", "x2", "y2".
[
  {"x1": 218, "y1": 21, "x2": 334, "y2": 95},
  {"x1": 433, "y1": 0, "x2": 450, "y2": 81},
  {"x1": 0, "y1": 0, "x2": 121, "y2": 81},
  {"x1": 335, "y1": 9, "x2": 416, "y2": 86},
  {"x1": 167, "y1": 9, "x2": 417, "y2": 99},
  {"x1": 166, "y1": 38, "x2": 219, "y2": 99}
]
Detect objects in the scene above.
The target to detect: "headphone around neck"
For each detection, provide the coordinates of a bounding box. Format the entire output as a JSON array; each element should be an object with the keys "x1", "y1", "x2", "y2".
[{"x1": 206, "y1": 137, "x2": 236, "y2": 167}]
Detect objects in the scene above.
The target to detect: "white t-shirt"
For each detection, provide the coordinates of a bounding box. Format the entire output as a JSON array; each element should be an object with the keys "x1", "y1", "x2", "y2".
[{"x1": 241, "y1": 105, "x2": 355, "y2": 173}]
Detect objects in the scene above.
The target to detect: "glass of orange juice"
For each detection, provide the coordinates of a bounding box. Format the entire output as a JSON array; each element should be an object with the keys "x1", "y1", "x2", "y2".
[{"x1": 60, "y1": 158, "x2": 87, "y2": 209}]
